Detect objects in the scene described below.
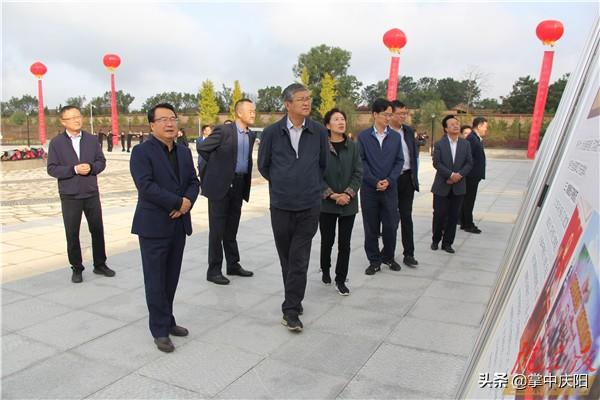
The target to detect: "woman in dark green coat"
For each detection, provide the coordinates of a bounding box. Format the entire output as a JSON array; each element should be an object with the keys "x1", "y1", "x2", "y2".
[{"x1": 320, "y1": 108, "x2": 363, "y2": 295}]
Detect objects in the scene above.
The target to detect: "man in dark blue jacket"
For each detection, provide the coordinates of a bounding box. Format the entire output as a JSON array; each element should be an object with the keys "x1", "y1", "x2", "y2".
[
  {"x1": 130, "y1": 103, "x2": 200, "y2": 353},
  {"x1": 460, "y1": 117, "x2": 487, "y2": 234},
  {"x1": 47, "y1": 105, "x2": 115, "y2": 283},
  {"x1": 358, "y1": 98, "x2": 404, "y2": 275},
  {"x1": 258, "y1": 83, "x2": 328, "y2": 332}
]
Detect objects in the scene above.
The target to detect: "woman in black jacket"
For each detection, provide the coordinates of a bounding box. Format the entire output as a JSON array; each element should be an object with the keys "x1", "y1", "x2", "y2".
[{"x1": 320, "y1": 108, "x2": 363, "y2": 295}]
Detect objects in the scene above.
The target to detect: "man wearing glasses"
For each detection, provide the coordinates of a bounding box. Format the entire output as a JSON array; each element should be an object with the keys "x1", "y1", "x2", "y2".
[
  {"x1": 47, "y1": 105, "x2": 115, "y2": 283},
  {"x1": 130, "y1": 103, "x2": 200, "y2": 353},
  {"x1": 357, "y1": 98, "x2": 404, "y2": 275},
  {"x1": 258, "y1": 83, "x2": 328, "y2": 332}
]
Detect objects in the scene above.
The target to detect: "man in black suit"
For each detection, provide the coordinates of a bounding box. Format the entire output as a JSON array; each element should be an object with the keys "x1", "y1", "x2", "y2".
[
  {"x1": 389, "y1": 100, "x2": 420, "y2": 267},
  {"x1": 431, "y1": 115, "x2": 473, "y2": 254},
  {"x1": 198, "y1": 99, "x2": 256, "y2": 285},
  {"x1": 460, "y1": 117, "x2": 487, "y2": 234},
  {"x1": 258, "y1": 83, "x2": 328, "y2": 332},
  {"x1": 47, "y1": 106, "x2": 115, "y2": 283},
  {"x1": 130, "y1": 103, "x2": 200, "y2": 353}
]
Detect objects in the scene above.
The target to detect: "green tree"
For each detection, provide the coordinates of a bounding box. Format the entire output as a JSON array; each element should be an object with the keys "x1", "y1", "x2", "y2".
[
  {"x1": 257, "y1": 86, "x2": 283, "y2": 112},
  {"x1": 300, "y1": 66, "x2": 310, "y2": 86},
  {"x1": 9, "y1": 111, "x2": 27, "y2": 125},
  {"x1": 318, "y1": 73, "x2": 336, "y2": 118},
  {"x1": 502, "y1": 76, "x2": 538, "y2": 114},
  {"x1": 88, "y1": 90, "x2": 135, "y2": 114},
  {"x1": 229, "y1": 80, "x2": 243, "y2": 120},
  {"x1": 437, "y1": 78, "x2": 466, "y2": 109},
  {"x1": 1, "y1": 95, "x2": 38, "y2": 116},
  {"x1": 360, "y1": 81, "x2": 387, "y2": 106},
  {"x1": 293, "y1": 44, "x2": 362, "y2": 106},
  {"x1": 199, "y1": 80, "x2": 219, "y2": 125},
  {"x1": 216, "y1": 84, "x2": 232, "y2": 113},
  {"x1": 476, "y1": 98, "x2": 501, "y2": 110},
  {"x1": 414, "y1": 99, "x2": 447, "y2": 140},
  {"x1": 65, "y1": 96, "x2": 86, "y2": 109},
  {"x1": 546, "y1": 73, "x2": 569, "y2": 113}
]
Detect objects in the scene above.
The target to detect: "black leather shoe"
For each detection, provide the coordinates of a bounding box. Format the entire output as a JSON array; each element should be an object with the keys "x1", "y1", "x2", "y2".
[
  {"x1": 464, "y1": 226, "x2": 482, "y2": 234},
  {"x1": 169, "y1": 325, "x2": 189, "y2": 337},
  {"x1": 93, "y1": 265, "x2": 116, "y2": 277},
  {"x1": 442, "y1": 245, "x2": 455, "y2": 254},
  {"x1": 383, "y1": 259, "x2": 401, "y2": 271},
  {"x1": 207, "y1": 274, "x2": 230, "y2": 285},
  {"x1": 403, "y1": 256, "x2": 419, "y2": 267},
  {"x1": 321, "y1": 269, "x2": 332, "y2": 285},
  {"x1": 71, "y1": 269, "x2": 83, "y2": 283},
  {"x1": 365, "y1": 264, "x2": 381, "y2": 275},
  {"x1": 430, "y1": 242, "x2": 439, "y2": 251},
  {"x1": 226, "y1": 266, "x2": 254, "y2": 277},
  {"x1": 154, "y1": 337, "x2": 175, "y2": 353}
]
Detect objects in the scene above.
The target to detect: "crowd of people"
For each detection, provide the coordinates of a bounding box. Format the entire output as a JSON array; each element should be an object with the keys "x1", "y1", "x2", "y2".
[{"x1": 46, "y1": 83, "x2": 487, "y2": 352}]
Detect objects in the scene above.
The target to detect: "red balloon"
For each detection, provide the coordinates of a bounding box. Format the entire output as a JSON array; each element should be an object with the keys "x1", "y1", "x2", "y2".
[
  {"x1": 30, "y1": 62, "x2": 47, "y2": 77},
  {"x1": 536, "y1": 20, "x2": 564, "y2": 45},
  {"x1": 103, "y1": 54, "x2": 121, "y2": 69},
  {"x1": 383, "y1": 29, "x2": 407, "y2": 52}
]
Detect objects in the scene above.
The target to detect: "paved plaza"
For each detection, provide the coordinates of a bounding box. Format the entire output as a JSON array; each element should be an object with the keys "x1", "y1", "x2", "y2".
[{"x1": 1, "y1": 148, "x2": 531, "y2": 399}]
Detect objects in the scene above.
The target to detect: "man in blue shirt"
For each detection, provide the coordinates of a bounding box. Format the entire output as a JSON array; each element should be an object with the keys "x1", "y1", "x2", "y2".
[
  {"x1": 357, "y1": 98, "x2": 405, "y2": 275},
  {"x1": 198, "y1": 99, "x2": 257, "y2": 285}
]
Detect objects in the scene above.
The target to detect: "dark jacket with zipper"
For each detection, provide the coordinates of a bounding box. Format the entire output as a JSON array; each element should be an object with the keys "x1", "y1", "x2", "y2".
[
  {"x1": 321, "y1": 136, "x2": 362, "y2": 216},
  {"x1": 258, "y1": 116, "x2": 328, "y2": 211}
]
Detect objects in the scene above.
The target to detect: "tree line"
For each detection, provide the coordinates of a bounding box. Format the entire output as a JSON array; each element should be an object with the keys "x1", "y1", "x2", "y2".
[{"x1": 2, "y1": 44, "x2": 568, "y2": 126}]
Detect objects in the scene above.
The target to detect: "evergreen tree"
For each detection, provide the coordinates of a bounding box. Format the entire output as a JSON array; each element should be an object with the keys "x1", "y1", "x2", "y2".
[
  {"x1": 318, "y1": 73, "x2": 337, "y2": 118},
  {"x1": 229, "y1": 80, "x2": 243, "y2": 120},
  {"x1": 199, "y1": 80, "x2": 219, "y2": 125}
]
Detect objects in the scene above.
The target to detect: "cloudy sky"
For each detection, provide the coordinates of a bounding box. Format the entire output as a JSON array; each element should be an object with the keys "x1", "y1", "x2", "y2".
[{"x1": 2, "y1": 0, "x2": 598, "y2": 110}]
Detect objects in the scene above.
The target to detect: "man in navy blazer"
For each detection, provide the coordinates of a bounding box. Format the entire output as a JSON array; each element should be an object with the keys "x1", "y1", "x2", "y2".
[
  {"x1": 198, "y1": 99, "x2": 257, "y2": 285},
  {"x1": 47, "y1": 105, "x2": 115, "y2": 283},
  {"x1": 130, "y1": 103, "x2": 200, "y2": 353},
  {"x1": 460, "y1": 117, "x2": 488, "y2": 234},
  {"x1": 389, "y1": 100, "x2": 420, "y2": 268},
  {"x1": 357, "y1": 98, "x2": 405, "y2": 275},
  {"x1": 431, "y1": 115, "x2": 473, "y2": 254}
]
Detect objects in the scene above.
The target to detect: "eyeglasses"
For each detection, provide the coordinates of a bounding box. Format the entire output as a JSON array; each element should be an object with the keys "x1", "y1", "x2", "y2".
[
  {"x1": 379, "y1": 113, "x2": 393, "y2": 118},
  {"x1": 395, "y1": 112, "x2": 408, "y2": 116},
  {"x1": 61, "y1": 115, "x2": 83, "y2": 121},
  {"x1": 293, "y1": 97, "x2": 312, "y2": 103},
  {"x1": 154, "y1": 117, "x2": 178, "y2": 124}
]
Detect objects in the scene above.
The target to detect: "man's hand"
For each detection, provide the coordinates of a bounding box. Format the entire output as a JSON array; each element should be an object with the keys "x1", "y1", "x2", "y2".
[
  {"x1": 169, "y1": 210, "x2": 183, "y2": 219},
  {"x1": 335, "y1": 193, "x2": 351, "y2": 206},
  {"x1": 376, "y1": 179, "x2": 389, "y2": 191},
  {"x1": 179, "y1": 197, "x2": 192, "y2": 214},
  {"x1": 75, "y1": 163, "x2": 91, "y2": 175},
  {"x1": 450, "y1": 172, "x2": 463, "y2": 183}
]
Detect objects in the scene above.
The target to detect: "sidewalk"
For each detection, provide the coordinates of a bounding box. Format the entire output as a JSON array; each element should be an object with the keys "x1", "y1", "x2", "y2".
[{"x1": 1, "y1": 152, "x2": 532, "y2": 399}]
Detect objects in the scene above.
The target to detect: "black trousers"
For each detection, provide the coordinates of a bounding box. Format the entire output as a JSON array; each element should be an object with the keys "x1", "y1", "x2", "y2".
[
  {"x1": 360, "y1": 187, "x2": 399, "y2": 265},
  {"x1": 207, "y1": 175, "x2": 244, "y2": 277},
  {"x1": 120, "y1": 135, "x2": 126, "y2": 151},
  {"x1": 460, "y1": 177, "x2": 481, "y2": 228},
  {"x1": 139, "y1": 221, "x2": 186, "y2": 338},
  {"x1": 319, "y1": 212, "x2": 356, "y2": 283},
  {"x1": 59, "y1": 194, "x2": 106, "y2": 270},
  {"x1": 432, "y1": 192, "x2": 464, "y2": 246},
  {"x1": 270, "y1": 206, "x2": 320, "y2": 317},
  {"x1": 397, "y1": 172, "x2": 415, "y2": 257},
  {"x1": 126, "y1": 134, "x2": 134, "y2": 151}
]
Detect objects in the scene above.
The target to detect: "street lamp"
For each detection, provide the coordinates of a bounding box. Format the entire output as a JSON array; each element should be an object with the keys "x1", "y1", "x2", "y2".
[
  {"x1": 26, "y1": 111, "x2": 31, "y2": 147},
  {"x1": 430, "y1": 113, "x2": 436, "y2": 155},
  {"x1": 90, "y1": 104, "x2": 95, "y2": 135}
]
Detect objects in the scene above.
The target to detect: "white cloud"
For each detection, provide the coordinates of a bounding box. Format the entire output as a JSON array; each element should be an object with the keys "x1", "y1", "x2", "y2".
[{"x1": 2, "y1": 1, "x2": 597, "y2": 109}]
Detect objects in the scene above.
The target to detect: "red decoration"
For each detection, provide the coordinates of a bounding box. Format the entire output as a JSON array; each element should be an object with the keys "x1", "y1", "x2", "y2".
[
  {"x1": 383, "y1": 29, "x2": 407, "y2": 101},
  {"x1": 30, "y1": 62, "x2": 47, "y2": 78},
  {"x1": 536, "y1": 20, "x2": 564, "y2": 46},
  {"x1": 527, "y1": 20, "x2": 564, "y2": 159},
  {"x1": 103, "y1": 54, "x2": 121, "y2": 71},
  {"x1": 30, "y1": 62, "x2": 47, "y2": 145},
  {"x1": 383, "y1": 29, "x2": 407, "y2": 53},
  {"x1": 103, "y1": 54, "x2": 121, "y2": 146}
]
